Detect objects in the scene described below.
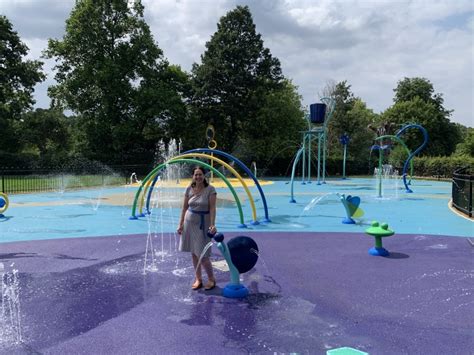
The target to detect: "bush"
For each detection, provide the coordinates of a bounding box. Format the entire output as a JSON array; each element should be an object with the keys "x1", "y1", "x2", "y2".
[{"x1": 413, "y1": 156, "x2": 474, "y2": 178}]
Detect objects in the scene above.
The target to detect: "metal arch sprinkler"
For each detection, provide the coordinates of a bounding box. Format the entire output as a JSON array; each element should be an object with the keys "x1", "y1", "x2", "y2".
[
  {"x1": 184, "y1": 148, "x2": 271, "y2": 223},
  {"x1": 141, "y1": 153, "x2": 260, "y2": 222},
  {"x1": 396, "y1": 124, "x2": 429, "y2": 192},
  {"x1": 170, "y1": 153, "x2": 260, "y2": 225},
  {"x1": 289, "y1": 147, "x2": 305, "y2": 203},
  {"x1": 130, "y1": 158, "x2": 248, "y2": 228}
]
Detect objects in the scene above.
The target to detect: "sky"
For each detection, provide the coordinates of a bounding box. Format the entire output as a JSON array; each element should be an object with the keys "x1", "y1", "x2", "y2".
[{"x1": 1, "y1": 0, "x2": 473, "y2": 127}]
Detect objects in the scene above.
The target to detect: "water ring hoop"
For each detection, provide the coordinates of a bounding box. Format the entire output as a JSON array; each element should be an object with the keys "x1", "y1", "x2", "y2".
[
  {"x1": 0, "y1": 193, "x2": 9, "y2": 214},
  {"x1": 208, "y1": 140, "x2": 217, "y2": 150}
]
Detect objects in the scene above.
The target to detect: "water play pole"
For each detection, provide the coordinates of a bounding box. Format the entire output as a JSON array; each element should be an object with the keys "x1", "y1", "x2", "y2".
[
  {"x1": 317, "y1": 131, "x2": 323, "y2": 184},
  {"x1": 320, "y1": 97, "x2": 336, "y2": 183},
  {"x1": 206, "y1": 125, "x2": 217, "y2": 183},
  {"x1": 378, "y1": 147, "x2": 383, "y2": 198},
  {"x1": 301, "y1": 132, "x2": 306, "y2": 184},
  {"x1": 306, "y1": 132, "x2": 311, "y2": 183},
  {"x1": 339, "y1": 134, "x2": 350, "y2": 179},
  {"x1": 130, "y1": 159, "x2": 247, "y2": 227},
  {"x1": 184, "y1": 148, "x2": 270, "y2": 222}
]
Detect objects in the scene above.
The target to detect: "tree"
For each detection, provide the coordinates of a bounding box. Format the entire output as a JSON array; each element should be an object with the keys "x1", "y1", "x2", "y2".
[
  {"x1": 326, "y1": 81, "x2": 376, "y2": 156},
  {"x1": 236, "y1": 80, "x2": 306, "y2": 174},
  {"x1": 394, "y1": 77, "x2": 448, "y2": 115},
  {"x1": 382, "y1": 78, "x2": 462, "y2": 156},
  {"x1": 0, "y1": 15, "x2": 45, "y2": 155},
  {"x1": 454, "y1": 127, "x2": 474, "y2": 157},
  {"x1": 20, "y1": 108, "x2": 71, "y2": 166},
  {"x1": 191, "y1": 5, "x2": 283, "y2": 153},
  {"x1": 44, "y1": 0, "x2": 188, "y2": 164},
  {"x1": 326, "y1": 81, "x2": 357, "y2": 154},
  {"x1": 345, "y1": 99, "x2": 379, "y2": 161}
]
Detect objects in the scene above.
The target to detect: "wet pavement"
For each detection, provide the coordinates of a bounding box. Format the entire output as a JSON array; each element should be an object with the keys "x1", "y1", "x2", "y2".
[{"x1": 0, "y1": 231, "x2": 472, "y2": 354}]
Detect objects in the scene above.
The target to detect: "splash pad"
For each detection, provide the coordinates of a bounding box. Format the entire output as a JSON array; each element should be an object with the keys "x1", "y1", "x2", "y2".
[{"x1": 0, "y1": 172, "x2": 471, "y2": 353}]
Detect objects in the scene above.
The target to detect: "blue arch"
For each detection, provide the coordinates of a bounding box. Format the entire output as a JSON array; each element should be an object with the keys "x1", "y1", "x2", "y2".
[
  {"x1": 145, "y1": 172, "x2": 162, "y2": 216},
  {"x1": 184, "y1": 148, "x2": 271, "y2": 222},
  {"x1": 396, "y1": 124, "x2": 429, "y2": 193}
]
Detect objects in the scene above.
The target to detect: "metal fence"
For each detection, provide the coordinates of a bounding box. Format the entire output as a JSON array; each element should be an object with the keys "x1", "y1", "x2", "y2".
[
  {"x1": 1, "y1": 165, "x2": 151, "y2": 194},
  {"x1": 452, "y1": 167, "x2": 473, "y2": 218}
]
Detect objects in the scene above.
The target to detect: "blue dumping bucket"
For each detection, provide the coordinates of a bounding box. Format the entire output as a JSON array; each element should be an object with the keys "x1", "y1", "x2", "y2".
[{"x1": 310, "y1": 103, "x2": 326, "y2": 124}]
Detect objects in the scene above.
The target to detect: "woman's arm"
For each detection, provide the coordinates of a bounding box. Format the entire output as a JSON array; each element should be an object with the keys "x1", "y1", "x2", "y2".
[
  {"x1": 177, "y1": 192, "x2": 189, "y2": 234},
  {"x1": 208, "y1": 191, "x2": 217, "y2": 234}
]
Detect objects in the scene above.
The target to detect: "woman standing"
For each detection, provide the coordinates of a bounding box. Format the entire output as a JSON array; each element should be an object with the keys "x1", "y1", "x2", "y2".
[{"x1": 177, "y1": 166, "x2": 217, "y2": 290}]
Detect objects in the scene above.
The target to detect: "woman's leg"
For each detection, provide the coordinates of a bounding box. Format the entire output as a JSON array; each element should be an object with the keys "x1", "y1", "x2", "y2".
[
  {"x1": 201, "y1": 257, "x2": 216, "y2": 289},
  {"x1": 192, "y1": 253, "x2": 202, "y2": 287}
]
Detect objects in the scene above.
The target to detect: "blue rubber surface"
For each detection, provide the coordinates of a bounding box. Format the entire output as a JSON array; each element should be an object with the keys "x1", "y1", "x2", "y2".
[{"x1": 0, "y1": 177, "x2": 471, "y2": 243}]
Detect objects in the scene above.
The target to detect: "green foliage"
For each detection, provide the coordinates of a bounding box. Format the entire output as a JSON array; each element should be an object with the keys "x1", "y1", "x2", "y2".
[
  {"x1": 394, "y1": 77, "x2": 447, "y2": 112},
  {"x1": 413, "y1": 155, "x2": 474, "y2": 178},
  {"x1": 326, "y1": 81, "x2": 356, "y2": 151},
  {"x1": 454, "y1": 127, "x2": 474, "y2": 157},
  {"x1": 19, "y1": 108, "x2": 72, "y2": 166},
  {"x1": 0, "y1": 15, "x2": 45, "y2": 155},
  {"x1": 387, "y1": 145, "x2": 408, "y2": 170},
  {"x1": 326, "y1": 82, "x2": 377, "y2": 163},
  {"x1": 235, "y1": 80, "x2": 306, "y2": 174},
  {"x1": 344, "y1": 99, "x2": 379, "y2": 160},
  {"x1": 382, "y1": 77, "x2": 462, "y2": 156},
  {"x1": 44, "y1": 0, "x2": 188, "y2": 164},
  {"x1": 191, "y1": 5, "x2": 283, "y2": 153}
]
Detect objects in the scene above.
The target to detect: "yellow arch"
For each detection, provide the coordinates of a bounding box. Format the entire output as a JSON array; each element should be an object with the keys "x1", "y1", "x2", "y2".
[
  {"x1": 139, "y1": 153, "x2": 258, "y2": 223},
  {"x1": 173, "y1": 153, "x2": 257, "y2": 222}
]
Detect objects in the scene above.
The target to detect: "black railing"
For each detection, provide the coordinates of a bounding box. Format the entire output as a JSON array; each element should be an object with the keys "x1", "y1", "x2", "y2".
[
  {"x1": 452, "y1": 167, "x2": 473, "y2": 218},
  {"x1": 1, "y1": 165, "x2": 151, "y2": 194}
]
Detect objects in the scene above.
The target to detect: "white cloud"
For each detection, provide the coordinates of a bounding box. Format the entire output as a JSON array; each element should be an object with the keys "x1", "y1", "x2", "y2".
[{"x1": 1, "y1": 0, "x2": 472, "y2": 127}]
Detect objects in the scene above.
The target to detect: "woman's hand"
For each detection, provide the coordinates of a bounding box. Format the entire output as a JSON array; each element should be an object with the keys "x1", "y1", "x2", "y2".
[
  {"x1": 208, "y1": 225, "x2": 217, "y2": 235},
  {"x1": 177, "y1": 224, "x2": 184, "y2": 235}
]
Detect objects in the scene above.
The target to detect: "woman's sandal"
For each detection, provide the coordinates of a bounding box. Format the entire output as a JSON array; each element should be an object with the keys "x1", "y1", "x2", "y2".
[
  {"x1": 204, "y1": 280, "x2": 216, "y2": 291},
  {"x1": 191, "y1": 280, "x2": 203, "y2": 290}
]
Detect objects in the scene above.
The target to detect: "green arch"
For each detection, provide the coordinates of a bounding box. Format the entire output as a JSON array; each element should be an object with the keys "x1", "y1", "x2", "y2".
[
  {"x1": 375, "y1": 135, "x2": 414, "y2": 182},
  {"x1": 130, "y1": 158, "x2": 246, "y2": 227}
]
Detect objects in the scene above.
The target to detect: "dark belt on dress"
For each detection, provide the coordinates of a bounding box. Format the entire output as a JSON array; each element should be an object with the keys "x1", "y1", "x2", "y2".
[{"x1": 188, "y1": 208, "x2": 210, "y2": 238}]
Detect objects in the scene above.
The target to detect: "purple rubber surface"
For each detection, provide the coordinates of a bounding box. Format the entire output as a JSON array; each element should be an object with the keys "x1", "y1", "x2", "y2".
[{"x1": 0, "y1": 232, "x2": 472, "y2": 354}]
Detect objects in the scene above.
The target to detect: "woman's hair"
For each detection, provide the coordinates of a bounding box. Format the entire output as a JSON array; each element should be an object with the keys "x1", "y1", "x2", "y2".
[{"x1": 191, "y1": 166, "x2": 209, "y2": 187}]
